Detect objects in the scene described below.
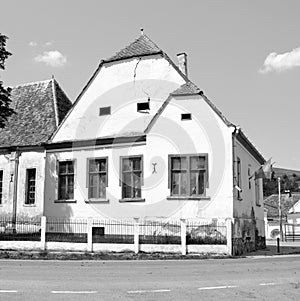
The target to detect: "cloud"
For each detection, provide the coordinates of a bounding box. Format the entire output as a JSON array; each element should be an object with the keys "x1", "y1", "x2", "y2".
[
  {"x1": 259, "y1": 46, "x2": 300, "y2": 73},
  {"x1": 34, "y1": 50, "x2": 67, "y2": 67},
  {"x1": 45, "y1": 41, "x2": 53, "y2": 46},
  {"x1": 29, "y1": 41, "x2": 37, "y2": 47}
]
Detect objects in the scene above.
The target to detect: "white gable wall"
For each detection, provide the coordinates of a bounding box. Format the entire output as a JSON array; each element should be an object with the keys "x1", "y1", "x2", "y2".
[{"x1": 53, "y1": 55, "x2": 185, "y2": 142}]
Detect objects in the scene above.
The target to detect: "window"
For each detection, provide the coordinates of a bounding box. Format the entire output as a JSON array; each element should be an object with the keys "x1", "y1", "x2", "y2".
[
  {"x1": 88, "y1": 158, "x2": 107, "y2": 199},
  {"x1": 58, "y1": 161, "x2": 74, "y2": 200},
  {"x1": 169, "y1": 154, "x2": 208, "y2": 196},
  {"x1": 99, "y1": 106, "x2": 111, "y2": 116},
  {"x1": 248, "y1": 165, "x2": 251, "y2": 189},
  {"x1": 0, "y1": 170, "x2": 3, "y2": 204},
  {"x1": 255, "y1": 179, "x2": 260, "y2": 205},
  {"x1": 137, "y1": 102, "x2": 150, "y2": 112},
  {"x1": 121, "y1": 156, "x2": 143, "y2": 199},
  {"x1": 181, "y1": 113, "x2": 192, "y2": 120},
  {"x1": 25, "y1": 169, "x2": 36, "y2": 205},
  {"x1": 236, "y1": 157, "x2": 242, "y2": 199}
]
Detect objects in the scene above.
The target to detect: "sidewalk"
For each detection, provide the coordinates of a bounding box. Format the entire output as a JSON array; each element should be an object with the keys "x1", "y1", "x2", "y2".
[{"x1": 246, "y1": 240, "x2": 300, "y2": 257}]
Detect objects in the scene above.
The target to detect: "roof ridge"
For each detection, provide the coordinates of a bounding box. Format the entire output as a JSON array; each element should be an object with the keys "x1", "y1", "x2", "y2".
[{"x1": 9, "y1": 79, "x2": 52, "y2": 89}]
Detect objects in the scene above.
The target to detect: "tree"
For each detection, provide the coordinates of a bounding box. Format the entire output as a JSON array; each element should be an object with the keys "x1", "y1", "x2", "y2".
[{"x1": 0, "y1": 33, "x2": 14, "y2": 128}]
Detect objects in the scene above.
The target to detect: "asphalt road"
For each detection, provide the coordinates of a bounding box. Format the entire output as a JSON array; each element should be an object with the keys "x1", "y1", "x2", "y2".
[{"x1": 0, "y1": 256, "x2": 300, "y2": 300}]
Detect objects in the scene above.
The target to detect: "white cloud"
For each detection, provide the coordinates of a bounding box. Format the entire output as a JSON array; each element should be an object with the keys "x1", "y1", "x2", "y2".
[
  {"x1": 34, "y1": 50, "x2": 67, "y2": 67},
  {"x1": 45, "y1": 41, "x2": 53, "y2": 46},
  {"x1": 29, "y1": 41, "x2": 37, "y2": 47},
  {"x1": 259, "y1": 46, "x2": 300, "y2": 73}
]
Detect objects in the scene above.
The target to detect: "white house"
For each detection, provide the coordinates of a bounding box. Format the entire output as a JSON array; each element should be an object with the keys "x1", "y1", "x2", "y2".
[
  {"x1": 40, "y1": 32, "x2": 266, "y2": 254},
  {"x1": 0, "y1": 78, "x2": 72, "y2": 220}
]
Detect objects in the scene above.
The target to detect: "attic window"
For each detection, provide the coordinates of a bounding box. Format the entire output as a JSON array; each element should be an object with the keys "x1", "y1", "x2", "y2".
[
  {"x1": 137, "y1": 102, "x2": 150, "y2": 112},
  {"x1": 181, "y1": 113, "x2": 192, "y2": 120},
  {"x1": 99, "y1": 106, "x2": 111, "y2": 116}
]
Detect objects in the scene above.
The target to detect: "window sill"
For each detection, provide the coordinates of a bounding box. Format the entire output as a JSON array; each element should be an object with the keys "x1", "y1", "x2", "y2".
[
  {"x1": 119, "y1": 198, "x2": 145, "y2": 203},
  {"x1": 54, "y1": 199, "x2": 77, "y2": 203},
  {"x1": 167, "y1": 196, "x2": 211, "y2": 201},
  {"x1": 85, "y1": 199, "x2": 109, "y2": 204},
  {"x1": 23, "y1": 204, "x2": 36, "y2": 207}
]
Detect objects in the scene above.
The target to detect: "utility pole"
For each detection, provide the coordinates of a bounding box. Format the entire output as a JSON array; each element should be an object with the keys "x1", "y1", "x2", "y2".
[{"x1": 278, "y1": 177, "x2": 283, "y2": 241}]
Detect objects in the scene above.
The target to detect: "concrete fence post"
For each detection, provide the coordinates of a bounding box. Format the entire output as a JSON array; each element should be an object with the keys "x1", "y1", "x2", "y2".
[
  {"x1": 87, "y1": 217, "x2": 93, "y2": 252},
  {"x1": 133, "y1": 218, "x2": 139, "y2": 254},
  {"x1": 226, "y1": 218, "x2": 233, "y2": 256},
  {"x1": 181, "y1": 219, "x2": 187, "y2": 255},
  {"x1": 41, "y1": 216, "x2": 46, "y2": 250}
]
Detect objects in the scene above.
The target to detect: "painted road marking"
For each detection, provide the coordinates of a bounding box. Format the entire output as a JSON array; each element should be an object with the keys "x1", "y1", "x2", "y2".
[
  {"x1": 128, "y1": 289, "x2": 171, "y2": 294},
  {"x1": 198, "y1": 285, "x2": 237, "y2": 290},
  {"x1": 259, "y1": 283, "x2": 275, "y2": 286},
  {"x1": 0, "y1": 290, "x2": 18, "y2": 293},
  {"x1": 51, "y1": 291, "x2": 97, "y2": 294}
]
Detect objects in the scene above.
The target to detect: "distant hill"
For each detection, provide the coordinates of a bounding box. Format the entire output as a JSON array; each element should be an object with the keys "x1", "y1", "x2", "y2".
[{"x1": 263, "y1": 167, "x2": 300, "y2": 197}]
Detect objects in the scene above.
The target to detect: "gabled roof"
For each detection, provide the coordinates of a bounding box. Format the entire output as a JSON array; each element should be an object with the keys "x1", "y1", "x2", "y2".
[
  {"x1": 105, "y1": 34, "x2": 162, "y2": 63},
  {"x1": 264, "y1": 194, "x2": 300, "y2": 218},
  {"x1": 0, "y1": 78, "x2": 72, "y2": 148}
]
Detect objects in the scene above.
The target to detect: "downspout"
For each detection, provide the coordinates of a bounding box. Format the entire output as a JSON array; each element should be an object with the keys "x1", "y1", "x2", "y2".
[
  {"x1": 12, "y1": 149, "x2": 20, "y2": 228},
  {"x1": 232, "y1": 126, "x2": 239, "y2": 197}
]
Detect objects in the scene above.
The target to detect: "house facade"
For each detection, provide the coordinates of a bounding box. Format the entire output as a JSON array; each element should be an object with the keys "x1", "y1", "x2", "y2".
[
  {"x1": 0, "y1": 79, "x2": 72, "y2": 220},
  {"x1": 41, "y1": 33, "x2": 266, "y2": 254}
]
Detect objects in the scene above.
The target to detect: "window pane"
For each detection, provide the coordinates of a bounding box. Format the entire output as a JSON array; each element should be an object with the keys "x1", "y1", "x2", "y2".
[
  {"x1": 122, "y1": 183, "x2": 132, "y2": 198},
  {"x1": 89, "y1": 186, "x2": 98, "y2": 198},
  {"x1": 67, "y1": 176, "x2": 74, "y2": 197},
  {"x1": 99, "y1": 160, "x2": 106, "y2": 172},
  {"x1": 172, "y1": 157, "x2": 187, "y2": 170},
  {"x1": 132, "y1": 158, "x2": 141, "y2": 171},
  {"x1": 99, "y1": 174, "x2": 106, "y2": 198},
  {"x1": 123, "y1": 159, "x2": 131, "y2": 171},
  {"x1": 190, "y1": 171, "x2": 205, "y2": 195},
  {"x1": 67, "y1": 162, "x2": 74, "y2": 173},
  {"x1": 171, "y1": 172, "x2": 180, "y2": 195},
  {"x1": 180, "y1": 172, "x2": 187, "y2": 195},
  {"x1": 191, "y1": 156, "x2": 205, "y2": 169},
  {"x1": 89, "y1": 160, "x2": 97, "y2": 172},
  {"x1": 59, "y1": 162, "x2": 67, "y2": 174}
]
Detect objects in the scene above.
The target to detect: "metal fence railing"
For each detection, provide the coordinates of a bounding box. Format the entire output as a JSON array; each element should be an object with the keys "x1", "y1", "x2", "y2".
[
  {"x1": 46, "y1": 217, "x2": 88, "y2": 243},
  {"x1": 139, "y1": 220, "x2": 181, "y2": 244},
  {"x1": 284, "y1": 223, "x2": 300, "y2": 241},
  {"x1": 0, "y1": 217, "x2": 41, "y2": 241},
  {"x1": 92, "y1": 219, "x2": 134, "y2": 244},
  {"x1": 186, "y1": 220, "x2": 227, "y2": 245}
]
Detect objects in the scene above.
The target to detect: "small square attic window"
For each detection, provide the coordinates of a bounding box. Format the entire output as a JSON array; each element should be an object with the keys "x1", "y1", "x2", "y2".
[
  {"x1": 181, "y1": 113, "x2": 192, "y2": 120},
  {"x1": 99, "y1": 106, "x2": 111, "y2": 116},
  {"x1": 137, "y1": 102, "x2": 150, "y2": 112}
]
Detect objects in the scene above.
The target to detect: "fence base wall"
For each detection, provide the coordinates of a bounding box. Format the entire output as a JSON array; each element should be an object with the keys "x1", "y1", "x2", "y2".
[
  {"x1": 140, "y1": 244, "x2": 181, "y2": 253},
  {"x1": 187, "y1": 244, "x2": 228, "y2": 254},
  {"x1": 46, "y1": 242, "x2": 87, "y2": 252},
  {"x1": 0, "y1": 241, "x2": 42, "y2": 250},
  {"x1": 93, "y1": 243, "x2": 135, "y2": 253}
]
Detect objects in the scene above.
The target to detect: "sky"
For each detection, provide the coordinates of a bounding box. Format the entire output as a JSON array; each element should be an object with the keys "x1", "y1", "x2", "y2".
[{"x1": 1, "y1": 0, "x2": 300, "y2": 170}]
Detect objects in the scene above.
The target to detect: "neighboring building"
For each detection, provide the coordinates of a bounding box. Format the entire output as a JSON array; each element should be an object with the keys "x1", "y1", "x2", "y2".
[
  {"x1": 264, "y1": 193, "x2": 300, "y2": 238},
  {"x1": 40, "y1": 32, "x2": 266, "y2": 254},
  {"x1": 0, "y1": 78, "x2": 72, "y2": 219}
]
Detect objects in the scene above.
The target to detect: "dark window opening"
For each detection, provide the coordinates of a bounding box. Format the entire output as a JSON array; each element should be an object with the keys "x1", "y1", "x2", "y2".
[
  {"x1": 88, "y1": 158, "x2": 107, "y2": 199},
  {"x1": 181, "y1": 113, "x2": 192, "y2": 120},
  {"x1": 99, "y1": 106, "x2": 111, "y2": 116},
  {"x1": 25, "y1": 169, "x2": 36, "y2": 205},
  {"x1": 137, "y1": 102, "x2": 150, "y2": 111},
  {"x1": 58, "y1": 161, "x2": 74, "y2": 200}
]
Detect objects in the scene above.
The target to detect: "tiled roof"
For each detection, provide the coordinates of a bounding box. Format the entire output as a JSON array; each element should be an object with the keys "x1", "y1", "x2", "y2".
[
  {"x1": 264, "y1": 194, "x2": 300, "y2": 218},
  {"x1": 105, "y1": 34, "x2": 162, "y2": 62},
  {"x1": 0, "y1": 79, "x2": 72, "y2": 147}
]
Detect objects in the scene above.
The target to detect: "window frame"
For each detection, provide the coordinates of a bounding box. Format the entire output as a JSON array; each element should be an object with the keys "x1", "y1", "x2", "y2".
[
  {"x1": 236, "y1": 157, "x2": 242, "y2": 200},
  {"x1": 57, "y1": 160, "x2": 75, "y2": 201},
  {"x1": 119, "y1": 155, "x2": 144, "y2": 201},
  {"x1": 168, "y1": 153, "x2": 209, "y2": 198},
  {"x1": 255, "y1": 179, "x2": 260, "y2": 206},
  {"x1": 0, "y1": 170, "x2": 3, "y2": 205},
  {"x1": 25, "y1": 168, "x2": 36, "y2": 205},
  {"x1": 86, "y1": 157, "x2": 108, "y2": 200}
]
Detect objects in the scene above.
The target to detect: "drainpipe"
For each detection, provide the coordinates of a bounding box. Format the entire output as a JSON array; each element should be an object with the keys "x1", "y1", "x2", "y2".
[
  {"x1": 12, "y1": 149, "x2": 20, "y2": 229},
  {"x1": 232, "y1": 126, "x2": 240, "y2": 196}
]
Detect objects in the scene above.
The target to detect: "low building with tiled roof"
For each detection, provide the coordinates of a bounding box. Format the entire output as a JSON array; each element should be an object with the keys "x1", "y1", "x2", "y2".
[{"x1": 0, "y1": 78, "x2": 72, "y2": 219}]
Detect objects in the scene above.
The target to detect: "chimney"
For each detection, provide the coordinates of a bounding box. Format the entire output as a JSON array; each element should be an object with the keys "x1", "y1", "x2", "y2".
[{"x1": 177, "y1": 52, "x2": 188, "y2": 77}]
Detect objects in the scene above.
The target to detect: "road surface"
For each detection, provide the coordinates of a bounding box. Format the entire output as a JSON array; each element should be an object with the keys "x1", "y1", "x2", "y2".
[{"x1": 0, "y1": 256, "x2": 300, "y2": 300}]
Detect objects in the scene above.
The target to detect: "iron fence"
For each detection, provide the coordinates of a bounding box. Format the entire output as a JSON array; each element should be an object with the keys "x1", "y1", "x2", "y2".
[
  {"x1": 139, "y1": 220, "x2": 181, "y2": 244},
  {"x1": 0, "y1": 217, "x2": 41, "y2": 241},
  {"x1": 92, "y1": 219, "x2": 134, "y2": 244},
  {"x1": 284, "y1": 223, "x2": 300, "y2": 241},
  {"x1": 46, "y1": 217, "x2": 87, "y2": 243},
  {"x1": 186, "y1": 220, "x2": 227, "y2": 245}
]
